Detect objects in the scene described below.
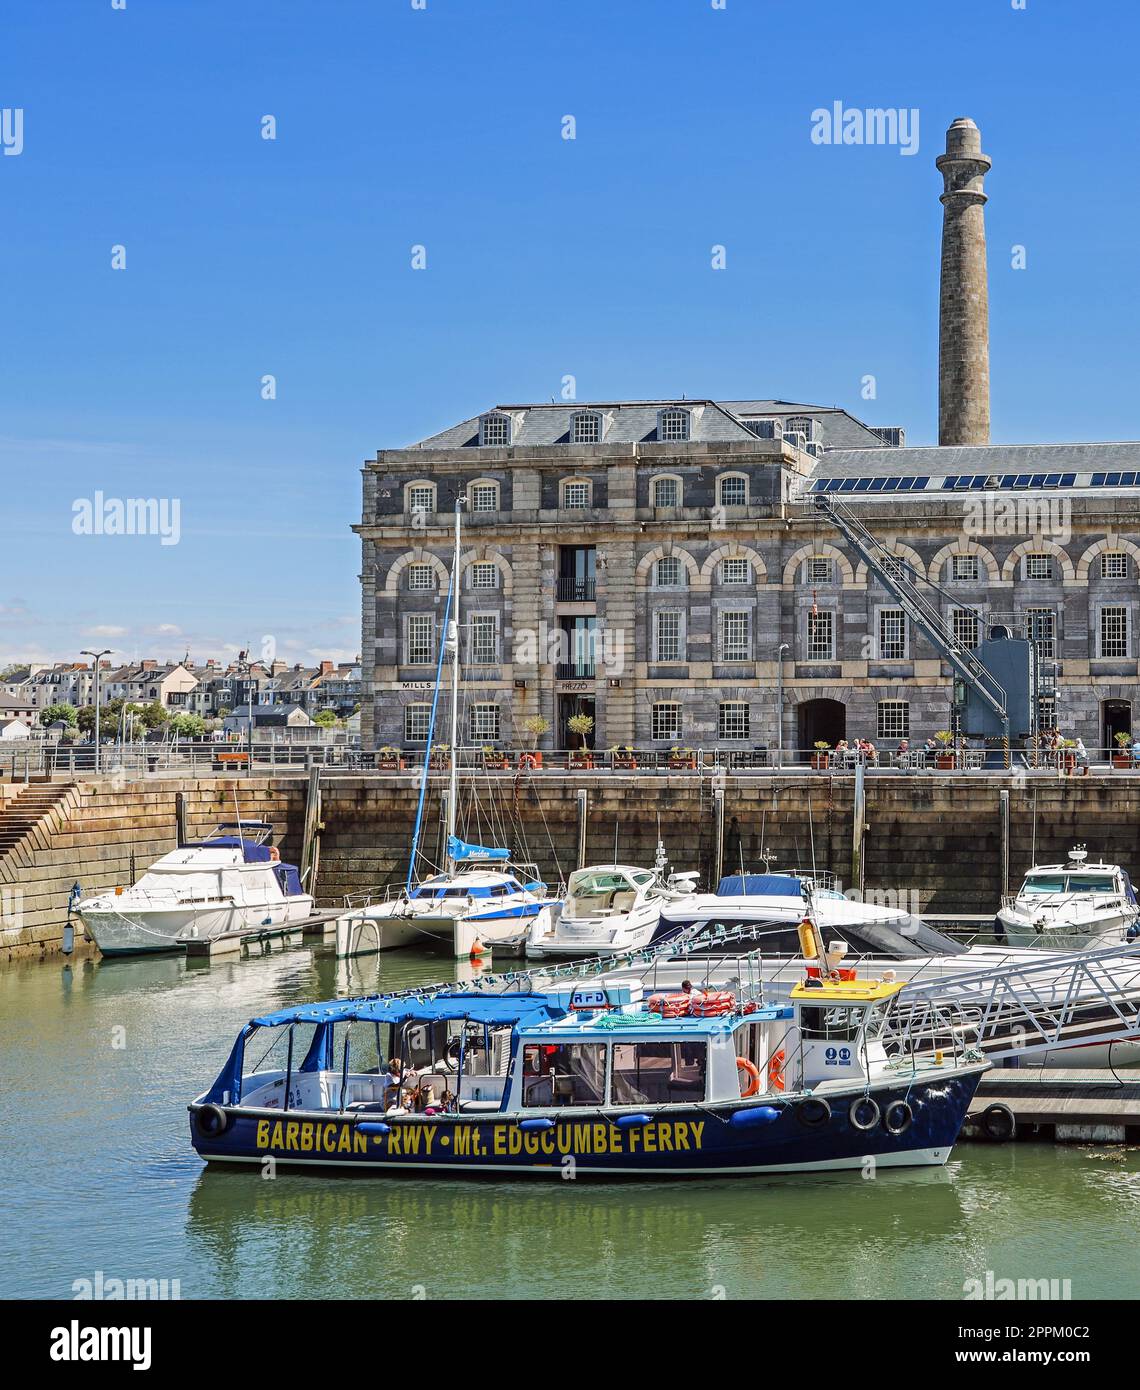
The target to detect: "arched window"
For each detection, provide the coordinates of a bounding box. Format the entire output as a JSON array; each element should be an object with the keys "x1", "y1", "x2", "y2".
[
  {"x1": 405, "y1": 481, "x2": 437, "y2": 514},
  {"x1": 407, "y1": 563, "x2": 436, "y2": 592},
  {"x1": 570, "y1": 411, "x2": 602, "y2": 444},
  {"x1": 719, "y1": 558, "x2": 751, "y2": 585},
  {"x1": 468, "y1": 479, "x2": 500, "y2": 513},
  {"x1": 658, "y1": 408, "x2": 690, "y2": 443},
  {"x1": 653, "y1": 555, "x2": 685, "y2": 587},
  {"x1": 561, "y1": 477, "x2": 592, "y2": 509},
  {"x1": 651, "y1": 475, "x2": 683, "y2": 508},
  {"x1": 803, "y1": 554, "x2": 833, "y2": 584},
  {"x1": 479, "y1": 413, "x2": 511, "y2": 447},
  {"x1": 717, "y1": 473, "x2": 748, "y2": 508}
]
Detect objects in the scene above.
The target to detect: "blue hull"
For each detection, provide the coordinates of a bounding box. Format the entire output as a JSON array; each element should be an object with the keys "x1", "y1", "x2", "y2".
[{"x1": 190, "y1": 1071, "x2": 983, "y2": 1177}]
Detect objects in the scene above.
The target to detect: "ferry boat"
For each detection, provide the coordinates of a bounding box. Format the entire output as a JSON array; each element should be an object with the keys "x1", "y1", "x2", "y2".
[
  {"x1": 77, "y1": 821, "x2": 314, "y2": 957},
  {"x1": 188, "y1": 919, "x2": 987, "y2": 1178},
  {"x1": 997, "y1": 847, "x2": 1139, "y2": 950}
]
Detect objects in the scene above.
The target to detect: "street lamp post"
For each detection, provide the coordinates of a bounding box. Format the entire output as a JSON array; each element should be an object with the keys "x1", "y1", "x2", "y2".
[
  {"x1": 775, "y1": 642, "x2": 790, "y2": 771},
  {"x1": 80, "y1": 649, "x2": 113, "y2": 775}
]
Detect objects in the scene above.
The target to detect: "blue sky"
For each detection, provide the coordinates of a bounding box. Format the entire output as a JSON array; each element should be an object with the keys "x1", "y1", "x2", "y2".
[{"x1": 2, "y1": 0, "x2": 1138, "y2": 667}]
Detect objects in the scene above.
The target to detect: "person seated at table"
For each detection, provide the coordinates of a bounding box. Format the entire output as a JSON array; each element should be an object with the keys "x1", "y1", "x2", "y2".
[
  {"x1": 834, "y1": 739, "x2": 850, "y2": 756},
  {"x1": 863, "y1": 740, "x2": 878, "y2": 764},
  {"x1": 895, "y1": 738, "x2": 910, "y2": 762}
]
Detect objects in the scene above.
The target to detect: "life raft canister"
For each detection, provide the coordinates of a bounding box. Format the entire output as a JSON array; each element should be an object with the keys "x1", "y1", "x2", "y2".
[
  {"x1": 736, "y1": 1057, "x2": 762, "y2": 1098},
  {"x1": 767, "y1": 1048, "x2": 786, "y2": 1092}
]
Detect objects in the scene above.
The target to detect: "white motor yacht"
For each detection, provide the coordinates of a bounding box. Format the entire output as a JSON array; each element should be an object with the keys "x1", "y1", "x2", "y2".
[{"x1": 997, "y1": 847, "x2": 1139, "y2": 950}]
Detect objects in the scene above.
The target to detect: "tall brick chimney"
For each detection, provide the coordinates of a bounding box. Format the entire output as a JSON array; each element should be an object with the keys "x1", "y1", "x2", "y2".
[{"x1": 937, "y1": 117, "x2": 991, "y2": 445}]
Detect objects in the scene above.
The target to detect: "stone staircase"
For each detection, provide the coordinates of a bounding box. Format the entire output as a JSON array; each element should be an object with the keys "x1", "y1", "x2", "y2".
[{"x1": 0, "y1": 784, "x2": 74, "y2": 862}]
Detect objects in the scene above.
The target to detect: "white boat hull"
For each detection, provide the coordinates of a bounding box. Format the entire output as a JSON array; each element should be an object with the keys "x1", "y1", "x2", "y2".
[
  {"x1": 81, "y1": 895, "x2": 314, "y2": 957},
  {"x1": 999, "y1": 907, "x2": 1135, "y2": 952}
]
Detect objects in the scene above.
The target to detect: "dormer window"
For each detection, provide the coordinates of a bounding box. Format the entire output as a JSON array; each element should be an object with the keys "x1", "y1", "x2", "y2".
[
  {"x1": 570, "y1": 411, "x2": 602, "y2": 445},
  {"x1": 479, "y1": 413, "x2": 511, "y2": 447},
  {"x1": 658, "y1": 408, "x2": 690, "y2": 443},
  {"x1": 785, "y1": 416, "x2": 815, "y2": 445},
  {"x1": 561, "y1": 478, "x2": 592, "y2": 509},
  {"x1": 742, "y1": 418, "x2": 779, "y2": 439}
]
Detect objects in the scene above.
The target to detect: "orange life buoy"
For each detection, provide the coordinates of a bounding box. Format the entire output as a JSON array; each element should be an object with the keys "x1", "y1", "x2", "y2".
[
  {"x1": 269, "y1": 846, "x2": 280, "y2": 862},
  {"x1": 736, "y1": 1056, "x2": 761, "y2": 1098},
  {"x1": 519, "y1": 753, "x2": 538, "y2": 769},
  {"x1": 768, "y1": 1049, "x2": 786, "y2": 1093}
]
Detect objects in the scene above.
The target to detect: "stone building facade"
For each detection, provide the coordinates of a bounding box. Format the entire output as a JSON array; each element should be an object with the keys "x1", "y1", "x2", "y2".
[{"x1": 356, "y1": 401, "x2": 1140, "y2": 759}]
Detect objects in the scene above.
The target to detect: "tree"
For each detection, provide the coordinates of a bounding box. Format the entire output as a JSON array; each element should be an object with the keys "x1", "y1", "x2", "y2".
[
  {"x1": 40, "y1": 703, "x2": 78, "y2": 729},
  {"x1": 139, "y1": 700, "x2": 168, "y2": 731},
  {"x1": 312, "y1": 709, "x2": 338, "y2": 728},
  {"x1": 169, "y1": 713, "x2": 206, "y2": 739},
  {"x1": 76, "y1": 705, "x2": 96, "y2": 735}
]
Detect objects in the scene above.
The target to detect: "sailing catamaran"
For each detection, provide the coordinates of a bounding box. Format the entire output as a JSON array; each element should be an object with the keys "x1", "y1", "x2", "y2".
[{"x1": 334, "y1": 501, "x2": 559, "y2": 958}]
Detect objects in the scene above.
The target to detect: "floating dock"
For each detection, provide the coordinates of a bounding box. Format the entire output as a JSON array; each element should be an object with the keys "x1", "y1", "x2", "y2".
[
  {"x1": 184, "y1": 910, "x2": 340, "y2": 958},
  {"x1": 963, "y1": 1067, "x2": 1140, "y2": 1143}
]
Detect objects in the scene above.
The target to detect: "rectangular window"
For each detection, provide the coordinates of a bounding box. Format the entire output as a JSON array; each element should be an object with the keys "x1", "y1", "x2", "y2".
[
  {"x1": 878, "y1": 609, "x2": 906, "y2": 660},
  {"x1": 468, "y1": 614, "x2": 499, "y2": 664},
  {"x1": 469, "y1": 562, "x2": 499, "y2": 590},
  {"x1": 807, "y1": 556, "x2": 833, "y2": 584},
  {"x1": 407, "y1": 563, "x2": 435, "y2": 592},
  {"x1": 877, "y1": 700, "x2": 910, "y2": 741},
  {"x1": 1025, "y1": 607, "x2": 1055, "y2": 658},
  {"x1": 718, "y1": 702, "x2": 750, "y2": 740},
  {"x1": 469, "y1": 703, "x2": 501, "y2": 742},
  {"x1": 404, "y1": 704, "x2": 431, "y2": 743},
  {"x1": 951, "y1": 607, "x2": 980, "y2": 650},
  {"x1": 653, "y1": 477, "x2": 680, "y2": 507},
  {"x1": 659, "y1": 410, "x2": 689, "y2": 442},
  {"x1": 654, "y1": 611, "x2": 683, "y2": 662},
  {"x1": 718, "y1": 475, "x2": 747, "y2": 507},
  {"x1": 407, "y1": 485, "x2": 434, "y2": 513},
  {"x1": 521, "y1": 1043, "x2": 606, "y2": 1108},
  {"x1": 1038, "y1": 695, "x2": 1056, "y2": 730},
  {"x1": 1100, "y1": 606, "x2": 1129, "y2": 658},
  {"x1": 806, "y1": 610, "x2": 834, "y2": 661},
  {"x1": 952, "y1": 554, "x2": 980, "y2": 582},
  {"x1": 1102, "y1": 553, "x2": 1129, "y2": 579},
  {"x1": 610, "y1": 1040, "x2": 707, "y2": 1105},
  {"x1": 719, "y1": 610, "x2": 751, "y2": 662},
  {"x1": 720, "y1": 558, "x2": 750, "y2": 585},
  {"x1": 562, "y1": 481, "x2": 590, "y2": 509},
  {"x1": 470, "y1": 483, "x2": 498, "y2": 512},
  {"x1": 1024, "y1": 553, "x2": 1052, "y2": 580},
  {"x1": 405, "y1": 615, "x2": 435, "y2": 666},
  {"x1": 651, "y1": 703, "x2": 681, "y2": 740}
]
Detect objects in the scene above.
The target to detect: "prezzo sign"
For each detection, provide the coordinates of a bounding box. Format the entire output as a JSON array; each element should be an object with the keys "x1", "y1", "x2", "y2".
[{"x1": 824, "y1": 1046, "x2": 852, "y2": 1067}]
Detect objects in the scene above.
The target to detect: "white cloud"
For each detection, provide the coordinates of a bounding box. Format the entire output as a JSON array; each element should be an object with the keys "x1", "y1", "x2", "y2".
[{"x1": 82, "y1": 625, "x2": 128, "y2": 639}]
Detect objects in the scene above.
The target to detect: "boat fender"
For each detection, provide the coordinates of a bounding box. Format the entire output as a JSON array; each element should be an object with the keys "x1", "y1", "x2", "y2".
[
  {"x1": 357, "y1": 1121, "x2": 391, "y2": 1136},
  {"x1": 883, "y1": 1100, "x2": 913, "y2": 1136},
  {"x1": 519, "y1": 1118, "x2": 555, "y2": 1132},
  {"x1": 269, "y1": 846, "x2": 280, "y2": 862},
  {"x1": 849, "y1": 1095, "x2": 881, "y2": 1132},
  {"x1": 615, "y1": 1113, "x2": 651, "y2": 1129},
  {"x1": 195, "y1": 1104, "x2": 230, "y2": 1138},
  {"x1": 795, "y1": 1096, "x2": 831, "y2": 1129},
  {"x1": 736, "y1": 1057, "x2": 762, "y2": 1098},
  {"x1": 981, "y1": 1102, "x2": 1016, "y2": 1143},
  {"x1": 767, "y1": 1049, "x2": 786, "y2": 1093},
  {"x1": 730, "y1": 1106, "x2": 780, "y2": 1129}
]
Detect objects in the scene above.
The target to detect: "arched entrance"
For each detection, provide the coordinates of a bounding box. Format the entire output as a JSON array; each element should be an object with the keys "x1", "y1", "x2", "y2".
[
  {"x1": 1103, "y1": 699, "x2": 1132, "y2": 759},
  {"x1": 797, "y1": 698, "x2": 846, "y2": 760}
]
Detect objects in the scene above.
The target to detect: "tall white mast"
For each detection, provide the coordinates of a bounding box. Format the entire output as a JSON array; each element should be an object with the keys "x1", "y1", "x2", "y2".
[{"x1": 445, "y1": 499, "x2": 463, "y2": 870}]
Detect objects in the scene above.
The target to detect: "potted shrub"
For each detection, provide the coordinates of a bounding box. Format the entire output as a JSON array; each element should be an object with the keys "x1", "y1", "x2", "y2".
[
  {"x1": 611, "y1": 744, "x2": 638, "y2": 770},
  {"x1": 567, "y1": 713, "x2": 595, "y2": 769},
  {"x1": 429, "y1": 743, "x2": 450, "y2": 770},
  {"x1": 810, "y1": 740, "x2": 831, "y2": 770},
  {"x1": 933, "y1": 730, "x2": 956, "y2": 770},
  {"x1": 482, "y1": 744, "x2": 509, "y2": 770},
  {"x1": 1059, "y1": 738, "x2": 1077, "y2": 774},
  {"x1": 668, "y1": 745, "x2": 697, "y2": 770},
  {"x1": 518, "y1": 715, "x2": 550, "y2": 769},
  {"x1": 1113, "y1": 731, "x2": 1132, "y2": 770},
  {"x1": 376, "y1": 744, "x2": 405, "y2": 771}
]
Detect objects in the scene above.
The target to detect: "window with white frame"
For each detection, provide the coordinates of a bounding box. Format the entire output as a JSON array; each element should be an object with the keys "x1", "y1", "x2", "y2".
[
  {"x1": 719, "y1": 610, "x2": 751, "y2": 662},
  {"x1": 805, "y1": 555, "x2": 833, "y2": 584},
  {"x1": 1102, "y1": 552, "x2": 1129, "y2": 579},
  {"x1": 480, "y1": 414, "x2": 510, "y2": 447},
  {"x1": 651, "y1": 702, "x2": 681, "y2": 740},
  {"x1": 407, "y1": 563, "x2": 436, "y2": 592},
  {"x1": 877, "y1": 700, "x2": 910, "y2": 741},
  {"x1": 951, "y1": 553, "x2": 980, "y2": 582},
  {"x1": 561, "y1": 479, "x2": 591, "y2": 509},
  {"x1": 951, "y1": 607, "x2": 980, "y2": 650},
  {"x1": 404, "y1": 704, "x2": 432, "y2": 743},
  {"x1": 718, "y1": 702, "x2": 750, "y2": 740},
  {"x1": 717, "y1": 474, "x2": 748, "y2": 508},
  {"x1": 720, "y1": 558, "x2": 751, "y2": 585},
  {"x1": 878, "y1": 609, "x2": 907, "y2": 660},
  {"x1": 570, "y1": 412, "x2": 601, "y2": 444},
  {"x1": 407, "y1": 483, "x2": 435, "y2": 514},
  {"x1": 653, "y1": 610, "x2": 684, "y2": 662},
  {"x1": 652, "y1": 476, "x2": 681, "y2": 508},
  {"x1": 469, "y1": 703, "x2": 501, "y2": 742},
  {"x1": 469, "y1": 562, "x2": 499, "y2": 590},
  {"x1": 1025, "y1": 607, "x2": 1055, "y2": 658},
  {"x1": 806, "y1": 610, "x2": 834, "y2": 661},
  {"x1": 1023, "y1": 553, "x2": 1053, "y2": 581},
  {"x1": 468, "y1": 614, "x2": 499, "y2": 664},
  {"x1": 880, "y1": 554, "x2": 907, "y2": 581},
  {"x1": 785, "y1": 416, "x2": 815, "y2": 444},
  {"x1": 1099, "y1": 606, "x2": 1129, "y2": 658},
  {"x1": 658, "y1": 408, "x2": 690, "y2": 442},
  {"x1": 1038, "y1": 695, "x2": 1056, "y2": 730},
  {"x1": 405, "y1": 614, "x2": 435, "y2": 665},
  {"x1": 653, "y1": 555, "x2": 685, "y2": 587},
  {"x1": 469, "y1": 481, "x2": 499, "y2": 512}
]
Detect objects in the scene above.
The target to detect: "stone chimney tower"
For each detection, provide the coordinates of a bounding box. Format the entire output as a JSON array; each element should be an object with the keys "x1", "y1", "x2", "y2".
[{"x1": 936, "y1": 117, "x2": 991, "y2": 445}]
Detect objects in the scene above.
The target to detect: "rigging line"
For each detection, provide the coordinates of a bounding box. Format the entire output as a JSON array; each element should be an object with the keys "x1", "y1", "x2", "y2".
[{"x1": 406, "y1": 563, "x2": 457, "y2": 894}]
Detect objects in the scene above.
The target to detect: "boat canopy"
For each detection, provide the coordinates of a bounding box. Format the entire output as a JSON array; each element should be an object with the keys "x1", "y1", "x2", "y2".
[
  {"x1": 717, "y1": 874, "x2": 808, "y2": 898},
  {"x1": 250, "y1": 990, "x2": 564, "y2": 1031},
  {"x1": 448, "y1": 835, "x2": 509, "y2": 863}
]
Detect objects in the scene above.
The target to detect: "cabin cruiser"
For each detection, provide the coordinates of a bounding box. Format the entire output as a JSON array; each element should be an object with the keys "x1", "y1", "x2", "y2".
[
  {"x1": 997, "y1": 847, "x2": 1138, "y2": 950},
  {"x1": 188, "y1": 936, "x2": 987, "y2": 1178},
  {"x1": 77, "y1": 821, "x2": 314, "y2": 957},
  {"x1": 526, "y1": 843, "x2": 699, "y2": 959}
]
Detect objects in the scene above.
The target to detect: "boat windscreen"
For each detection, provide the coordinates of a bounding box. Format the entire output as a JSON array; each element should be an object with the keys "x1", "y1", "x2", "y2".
[
  {"x1": 824, "y1": 914, "x2": 968, "y2": 959},
  {"x1": 1021, "y1": 874, "x2": 1067, "y2": 894}
]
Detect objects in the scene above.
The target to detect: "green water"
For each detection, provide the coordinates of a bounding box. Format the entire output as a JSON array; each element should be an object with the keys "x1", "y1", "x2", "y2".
[{"x1": 2, "y1": 942, "x2": 1137, "y2": 1301}]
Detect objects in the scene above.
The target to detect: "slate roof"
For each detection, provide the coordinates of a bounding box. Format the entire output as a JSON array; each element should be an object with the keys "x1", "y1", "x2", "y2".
[
  {"x1": 814, "y1": 441, "x2": 1140, "y2": 481},
  {"x1": 408, "y1": 401, "x2": 758, "y2": 449}
]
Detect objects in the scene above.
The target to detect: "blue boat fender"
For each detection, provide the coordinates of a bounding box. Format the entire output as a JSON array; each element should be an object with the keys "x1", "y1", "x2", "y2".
[
  {"x1": 730, "y1": 1106, "x2": 781, "y2": 1128},
  {"x1": 357, "y1": 1122, "x2": 391, "y2": 1136},
  {"x1": 614, "y1": 1113, "x2": 652, "y2": 1129},
  {"x1": 519, "y1": 1118, "x2": 555, "y2": 1132}
]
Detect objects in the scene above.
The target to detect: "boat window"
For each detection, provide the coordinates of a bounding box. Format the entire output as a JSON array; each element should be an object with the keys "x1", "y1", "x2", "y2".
[
  {"x1": 826, "y1": 914, "x2": 968, "y2": 959},
  {"x1": 1066, "y1": 875, "x2": 1115, "y2": 892},
  {"x1": 521, "y1": 1043, "x2": 606, "y2": 1107},
  {"x1": 631, "y1": 873, "x2": 654, "y2": 887},
  {"x1": 798, "y1": 1003, "x2": 865, "y2": 1042},
  {"x1": 610, "y1": 1040, "x2": 706, "y2": 1104},
  {"x1": 1022, "y1": 874, "x2": 1067, "y2": 894}
]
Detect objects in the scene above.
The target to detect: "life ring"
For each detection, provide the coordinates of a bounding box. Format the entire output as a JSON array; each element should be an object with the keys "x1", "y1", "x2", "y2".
[
  {"x1": 849, "y1": 1095, "x2": 881, "y2": 1132},
  {"x1": 981, "y1": 1102, "x2": 1016, "y2": 1143},
  {"x1": 518, "y1": 753, "x2": 538, "y2": 770},
  {"x1": 795, "y1": 1096, "x2": 831, "y2": 1129},
  {"x1": 767, "y1": 1049, "x2": 786, "y2": 1092},
  {"x1": 269, "y1": 846, "x2": 280, "y2": 862},
  {"x1": 736, "y1": 1057, "x2": 762, "y2": 1098},
  {"x1": 884, "y1": 1099, "x2": 914, "y2": 1136},
  {"x1": 195, "y1": 1104, "x2": 230, "y2": 1138}
]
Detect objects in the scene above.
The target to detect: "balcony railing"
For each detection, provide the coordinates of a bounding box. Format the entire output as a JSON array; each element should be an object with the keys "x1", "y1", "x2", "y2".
[
  {"x1": 556, "y1": 577, "x2": 596, "y2": 602},
  {"x1": 556, "y1": 662, "x2": 596, "y2": 680}
]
